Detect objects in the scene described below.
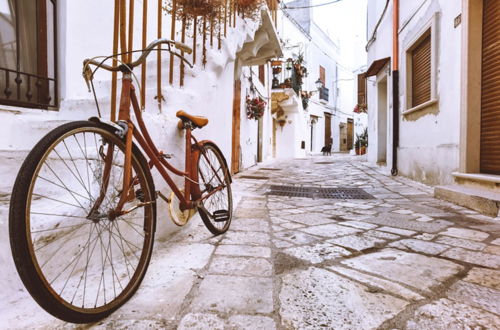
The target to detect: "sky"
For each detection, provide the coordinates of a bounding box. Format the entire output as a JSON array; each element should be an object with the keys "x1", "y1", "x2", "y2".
[{"x1": 283, "y1": 0, "x2": 368, "y2": 72}]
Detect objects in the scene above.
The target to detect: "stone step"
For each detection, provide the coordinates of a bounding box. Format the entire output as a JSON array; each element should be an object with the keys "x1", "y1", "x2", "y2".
[{"x1": 435, "y1": 185, "x2": 500, "y2": 218}]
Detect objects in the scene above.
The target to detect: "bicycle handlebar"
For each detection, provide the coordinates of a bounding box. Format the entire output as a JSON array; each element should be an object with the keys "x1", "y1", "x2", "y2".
[{"x1": 83, "y1": 38, "x2": 193, "y2": 73}]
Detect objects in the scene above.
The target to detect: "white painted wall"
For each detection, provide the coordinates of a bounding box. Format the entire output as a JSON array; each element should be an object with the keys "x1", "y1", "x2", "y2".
[
  {"x1": 0, "y1": 0, "x2": 262, "y2": 240},
  {"x1": 366, "y1": 0, "x2": 462, "y2": 184}
]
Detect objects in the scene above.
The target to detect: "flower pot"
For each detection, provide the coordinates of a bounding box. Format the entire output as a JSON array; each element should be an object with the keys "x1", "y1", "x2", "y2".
[
  {"x1": 271, "y1": 60, "x2": 283, "y2": 67},
  {"x1": 355, "y1": 147, "x2": 360, "y2": 155}
]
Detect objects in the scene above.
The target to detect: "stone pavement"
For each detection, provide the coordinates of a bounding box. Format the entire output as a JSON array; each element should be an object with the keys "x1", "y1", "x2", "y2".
[{"x1": 2, "y1": 154, "x2": 500, "y2": 329}]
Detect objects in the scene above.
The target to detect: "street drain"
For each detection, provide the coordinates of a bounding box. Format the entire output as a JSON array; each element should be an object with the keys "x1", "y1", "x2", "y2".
[
  {"x1": 267, "y1": 185, "x2": 374, "y2": 199},
  {"x1": 315, "y1": 162, "x2": 335, "y2": 165},
  {"x1": 239, "y1": 175, "x2": 270, "y2": 180},
  {"x1": 259, "y1": 168, "x2": 282, "y2": 171}
]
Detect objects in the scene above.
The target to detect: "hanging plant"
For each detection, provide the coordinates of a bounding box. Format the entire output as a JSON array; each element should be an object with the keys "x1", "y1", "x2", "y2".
[
  {"x1": 237, "y1": 0, "x2": 264, "y2": 19},
  {"x1": 167, "y1": 0, "x2": 223, "y2": 19},
  {"x1": 246, "y1": 96, "x2": 267, "y2": 120}
]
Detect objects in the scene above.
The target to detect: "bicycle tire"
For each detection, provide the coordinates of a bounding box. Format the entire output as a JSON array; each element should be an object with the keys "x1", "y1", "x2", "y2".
[
  {"x1": 9, "y1": 120, "x2": 156, "y2": 323},
  {"x1": 196, "y1": 142, "x2": 233, "y2": 235}
]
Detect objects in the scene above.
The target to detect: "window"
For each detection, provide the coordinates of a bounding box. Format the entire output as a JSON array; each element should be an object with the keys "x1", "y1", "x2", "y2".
[
  {"x1": 357, "y1": 73, "x2": 367, "y2": 106},
  {"x1": 404, "y1": 14, "x2": 438, "y2": 114},
  {"x1": 258, "y1": 64, "x2": 265, "y2": 86},
  {"x1": 319, "y1": 65, "x2": 325, "y2": 85},
  {"x1": 0, "y1": 0, "x2": 57, "y2": 109},
  {"x1": 410, "y1": 31, "x2": 431, "y2": 107}
]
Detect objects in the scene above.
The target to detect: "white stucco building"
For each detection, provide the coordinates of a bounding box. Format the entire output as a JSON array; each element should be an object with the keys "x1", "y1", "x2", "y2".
[
  {"x1": 364, "y1": 0, "x2": 500, "y2": 217},
  {"x1": 265, "y1": 0, "x2": 357, "y2": 160}
]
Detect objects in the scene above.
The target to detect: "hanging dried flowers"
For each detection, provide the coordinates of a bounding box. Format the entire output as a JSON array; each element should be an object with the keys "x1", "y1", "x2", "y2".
[
  {"x1": 237, "y1": 0, "x2": 264, "y2": 19},
  {"x1": 167, "y1": 0, "x2": 223, "y2": 19},
  {"x1": 246, "y1": 95, "x2": 267, "y2": 120}
]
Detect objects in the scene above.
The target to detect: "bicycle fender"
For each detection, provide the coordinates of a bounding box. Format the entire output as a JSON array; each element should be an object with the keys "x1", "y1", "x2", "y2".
[{"x1": 88, "y1": 117, "x2": 127, "y2": 138}]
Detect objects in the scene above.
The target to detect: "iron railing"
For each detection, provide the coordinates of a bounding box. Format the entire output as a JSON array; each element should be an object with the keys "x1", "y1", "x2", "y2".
[
  {"x1": 319, "y1": 86, "x2": 329, "y2": 101},
  {"x1": 0, "y1": 0, "x2": 58, "y2": 109}
]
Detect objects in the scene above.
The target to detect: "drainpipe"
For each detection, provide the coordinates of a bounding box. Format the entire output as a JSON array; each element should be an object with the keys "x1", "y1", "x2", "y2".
[{"x1": 391, "y1": 0, "x2": 400, "y2": 176}]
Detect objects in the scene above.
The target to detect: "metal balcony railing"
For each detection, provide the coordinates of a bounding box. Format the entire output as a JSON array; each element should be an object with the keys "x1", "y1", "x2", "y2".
[{"x1": 319, "y1": 86, "x2": 329, "y2": 101}]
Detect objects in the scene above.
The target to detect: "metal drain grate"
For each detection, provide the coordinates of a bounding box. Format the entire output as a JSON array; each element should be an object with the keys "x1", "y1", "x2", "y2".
[
  {"x1": 240, "y1": 175, "x2": 270, "y2": 180},
  {"x1": 315, "y1": 162, "x2": 335, "y2": 165},
  {"x1": 259, "y1": 168, "x2": 282, "y2": 171},
  {"x1": 267, "y1": 185, "x2": 374, "y2": 199}
]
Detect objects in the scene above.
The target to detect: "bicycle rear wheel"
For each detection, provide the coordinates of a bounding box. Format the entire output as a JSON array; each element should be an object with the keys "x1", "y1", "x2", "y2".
[
  {"x1": 9, "y1": 121, "x2": 156, "y2": 323},
  {"x1": 196, "y1": 142, "x2": 233, "y2": 235}
]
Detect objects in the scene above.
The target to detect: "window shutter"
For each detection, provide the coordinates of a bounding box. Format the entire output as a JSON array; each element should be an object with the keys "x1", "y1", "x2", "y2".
[
  {"x1": 319, "y1": 65, "x2": 326, "y2": 85},
  {"x1": 480, "y1": 0, "x2": 500, "y2": 174},
  {"x1": 258, "y1": 65, "x2": 265, "y2": 86},
  {"x1": 411, "y1": 32, "x2": 431, "y2": 107},
  {"x1": 357, "y1": 73, "x2": 366, "y2": 106}
]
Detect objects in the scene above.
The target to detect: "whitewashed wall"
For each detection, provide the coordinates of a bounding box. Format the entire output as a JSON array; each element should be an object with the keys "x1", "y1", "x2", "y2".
[{"x1": 366, "y1": 0, "x2": 462, "y2": 183}]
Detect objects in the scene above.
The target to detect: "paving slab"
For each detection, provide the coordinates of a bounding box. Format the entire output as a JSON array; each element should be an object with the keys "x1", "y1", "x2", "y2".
[
  {"x1": 301, "y1": 223, "x2": 362, "y2": 238},
  {"x1": 447, "y1": 280, "x2": 500, "y2": 315},
  {"x1": 406, "y1": 298, "x2": 500, "y2": 330},
  {"x1": 388, "y1": 239, "x2": 450, "y2": 255},
  {"x1": 178, "y1": 313, "x2": 225, "y2": 330},
  {"x1": 227, "y1": 315, "x2": 276, "y2": 330},
  {"x1": 279, "y1": 267, "x2": 409, "y2": 330},
  {"x1": 221, "y1": 231, "x2": 270, "y2": 246},
  {"x1": 328, "y1": 266, "x2": 424, "y2": 302},
  {"x1": 463, "y1": 267, "x2": 500, "y2": 290},
  {"x1": 230, "y1": 218, "x2": 270, "y2": 232},
  {"x1": 441, "y1": 247, "x2": 500, "y2": 268},
  {"x1": 190, "y1": 275, "x2": 273, "y2": 314},
  {"x1": 283, "y1": 243, "x2": 351, "y2": 264},
  {"x1": 341, "y1": 248, "x2": 464, "y2": 293},
  {"x1": 273, "y1": 230, "x2": 322, "y2": 245},
  {"x1": 435, "y1": 235, "x2": 487, "y2": 251},
  {"x1": 215, "y1": 245, "x2": 271, "y2": 258},
  {"x1": 209, "y1": 256, "x2": 273, "y2": 277},
  {"x1": 338, "y1": 220, "x2": 378, "y2": 230},
  {"x1": 439, "y1": 227, "x2": 490, "y2": 242},
  {"x1": 363, "y1": 214, "x2": 452, "y2": 233},
  {"x1": 328, "y1": 234, "x2": 386, "y2": 251}
]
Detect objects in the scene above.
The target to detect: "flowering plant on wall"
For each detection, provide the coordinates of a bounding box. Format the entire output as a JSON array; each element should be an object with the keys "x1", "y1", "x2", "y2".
[
  {"x1": 246, "y1": 96, "x2": 267, "y2": 120},
  {"x1": 353, "y1": 103, "x2": 367, "y2": 113}
]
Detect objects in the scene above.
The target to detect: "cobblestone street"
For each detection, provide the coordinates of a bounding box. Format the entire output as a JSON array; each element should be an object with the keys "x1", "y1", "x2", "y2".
[{"x1": 2, "y1": 155, "x2": 500, "y2": 329}]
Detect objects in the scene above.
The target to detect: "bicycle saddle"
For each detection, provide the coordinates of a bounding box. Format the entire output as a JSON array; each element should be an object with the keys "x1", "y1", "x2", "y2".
[{"x1": 176, "y1": 110, "x2": 209, "y2": 129}]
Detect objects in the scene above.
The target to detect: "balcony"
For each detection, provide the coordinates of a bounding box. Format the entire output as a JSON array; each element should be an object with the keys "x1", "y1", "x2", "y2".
[{"x1": 319, "y1": 86, "x2": 329, "y2": 102}]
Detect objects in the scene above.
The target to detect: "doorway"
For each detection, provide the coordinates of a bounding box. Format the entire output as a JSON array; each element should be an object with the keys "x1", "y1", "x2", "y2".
[
  {"x1": 324, "y1": 113, "x2": 332, "y2": 147},
  {"x1": 377, "y1": 76, "x2": 388, "y2": 164},
  {"x1": 231, "y1": 79, "x2": 241, "y2": 174}
]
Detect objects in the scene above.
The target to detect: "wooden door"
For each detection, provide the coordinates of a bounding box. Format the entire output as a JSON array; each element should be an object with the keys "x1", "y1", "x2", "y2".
[
  {"x1": 480, "y1": 0, "x2": 500, "y2": 174},
  {"x1": 324, "y1": 113, "x2": 332, "y2": 146},
  {"x1": 347, "y1": 118, "x2": 354, "y2": 150},
  {"x1": 231, "y1": 79, "x2": 241, "y2": 174}
]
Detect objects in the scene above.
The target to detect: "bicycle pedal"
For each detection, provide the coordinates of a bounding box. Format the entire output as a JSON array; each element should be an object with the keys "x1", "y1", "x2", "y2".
[{"x1": 213, "y1": 210, "x2": 229, "y2": 222}]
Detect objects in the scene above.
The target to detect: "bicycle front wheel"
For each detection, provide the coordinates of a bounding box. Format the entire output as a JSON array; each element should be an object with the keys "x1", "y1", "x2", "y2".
[
  {"x1": 9, "y1": 121, "x2": 156, "y2": 323},
  {"x1": 196, "y1": 142, "x2": 233, "y2": 235}
]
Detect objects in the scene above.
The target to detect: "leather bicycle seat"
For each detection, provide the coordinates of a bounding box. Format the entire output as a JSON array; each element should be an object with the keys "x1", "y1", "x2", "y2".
[{"x1": 176, "y1": 110, "x2": 209, "y2": 129}]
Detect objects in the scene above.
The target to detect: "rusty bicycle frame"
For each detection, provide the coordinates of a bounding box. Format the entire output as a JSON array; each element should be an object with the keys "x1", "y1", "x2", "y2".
[{"x1": 83, "y1": 39, "x2": 225, "y2": 220}]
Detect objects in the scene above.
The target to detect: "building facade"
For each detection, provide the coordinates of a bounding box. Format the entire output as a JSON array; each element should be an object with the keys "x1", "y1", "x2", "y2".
[{"x1": 364, "y1": 0, "x2": 500, "y2": 216}]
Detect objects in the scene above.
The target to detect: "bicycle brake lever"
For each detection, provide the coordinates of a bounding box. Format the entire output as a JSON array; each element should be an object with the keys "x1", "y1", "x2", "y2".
[{"x1": 83, "y1": 65, "x2": 94, "y2": 93}]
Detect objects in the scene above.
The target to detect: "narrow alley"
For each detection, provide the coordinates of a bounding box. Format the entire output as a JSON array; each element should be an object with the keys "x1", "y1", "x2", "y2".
[{"x1": 2, "y1": 155, "x2": 499, "y2": 329}]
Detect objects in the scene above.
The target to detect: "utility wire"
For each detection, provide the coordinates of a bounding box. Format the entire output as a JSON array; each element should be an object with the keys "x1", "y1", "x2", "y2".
[
  {"x1": 283, "y1": 0, "x2": 346, "y2": 10},
  {"x1": 365, "y1": 0, "x2": 390, "y2": 51}
]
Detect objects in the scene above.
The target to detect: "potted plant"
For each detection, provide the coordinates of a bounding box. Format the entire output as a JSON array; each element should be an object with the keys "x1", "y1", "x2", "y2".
[
  {"x1": 355, "y1": 134, "x2": 361, "y2": 155},
  {"x1": 246, "y1": 96, "x2": 266, "y2": 120},
  {"x1": 359, "y1": 128, "x2": 368, "y2": 155}
]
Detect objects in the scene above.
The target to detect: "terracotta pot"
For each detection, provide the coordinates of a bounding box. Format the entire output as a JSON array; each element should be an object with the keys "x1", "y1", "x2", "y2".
[{"x1": 271, "y1": 60, "x2": 283, "y2": 67}]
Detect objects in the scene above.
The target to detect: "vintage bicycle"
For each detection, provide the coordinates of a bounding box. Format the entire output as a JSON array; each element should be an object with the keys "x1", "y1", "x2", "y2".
[{"x1": 9, "y1": 39, "x2": 232, "y2": 323}]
